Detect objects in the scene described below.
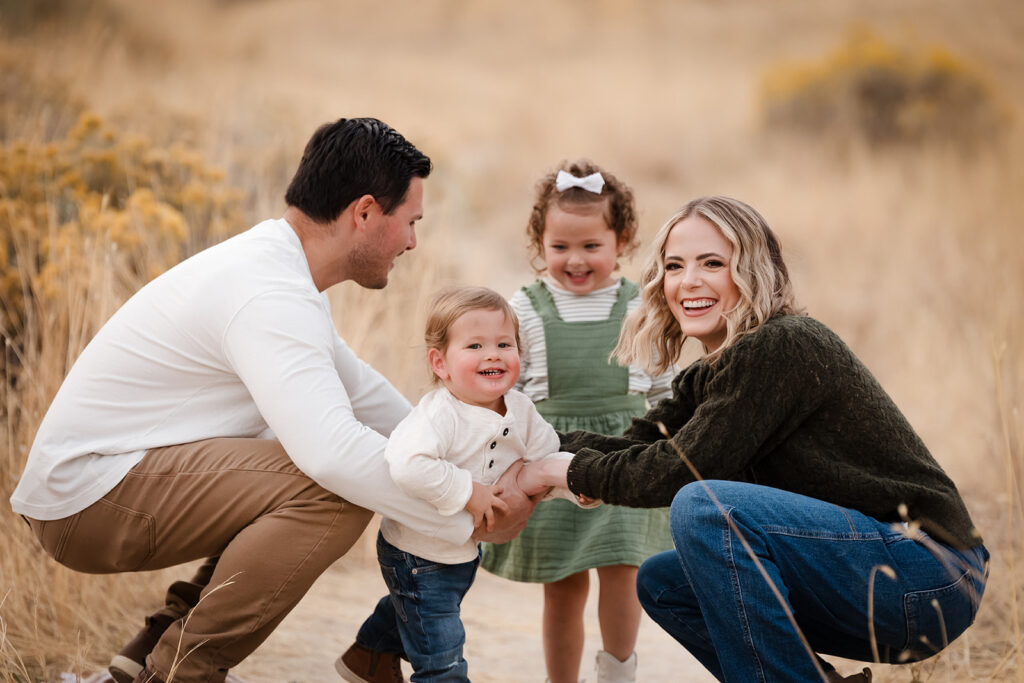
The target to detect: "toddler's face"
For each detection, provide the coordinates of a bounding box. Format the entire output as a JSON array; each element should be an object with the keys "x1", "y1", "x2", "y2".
[
  {"x1": 429, "y1": 308, "x2": 520, "y2": 413},
  {"x1": 542, "y1": 203, "x2": 623, "y2": 295}
]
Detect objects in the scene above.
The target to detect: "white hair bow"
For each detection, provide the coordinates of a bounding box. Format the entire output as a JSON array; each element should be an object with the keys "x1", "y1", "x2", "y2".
[{"x1": 555, "y1": 170, "x2": 605, "y2": 194}]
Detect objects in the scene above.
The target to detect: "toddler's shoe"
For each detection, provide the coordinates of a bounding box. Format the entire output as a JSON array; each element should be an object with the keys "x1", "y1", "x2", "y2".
[{"x1": 335, "y1": 642, "x2": 405, "y2": 683}]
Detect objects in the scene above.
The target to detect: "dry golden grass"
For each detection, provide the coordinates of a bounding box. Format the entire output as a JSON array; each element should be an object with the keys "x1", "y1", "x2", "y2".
[{"x1": 2, "y1": 0, "x2": 1023, "y2": 680}]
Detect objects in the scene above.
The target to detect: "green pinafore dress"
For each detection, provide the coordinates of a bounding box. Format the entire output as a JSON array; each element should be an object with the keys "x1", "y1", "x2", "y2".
[{"x1": 480, "y1": 279, "x2": 672, "y2": 582}]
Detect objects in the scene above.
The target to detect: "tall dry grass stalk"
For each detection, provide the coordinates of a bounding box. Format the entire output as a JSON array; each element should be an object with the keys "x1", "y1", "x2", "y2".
[
  {"x1": 0, "y1": 205, "x2": 198, "y2": 681},
  {"x1": 0, "y1": 122, "x2": 470, "y2": 679},
  {"x1": 3, "y1": 1, "x2": 1023, "y2": 680}
]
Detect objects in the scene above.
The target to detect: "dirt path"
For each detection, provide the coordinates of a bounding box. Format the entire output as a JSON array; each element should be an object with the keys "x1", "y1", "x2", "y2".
[{"x1": 233, "y1": 545, "x2": 715, "y2": 683}]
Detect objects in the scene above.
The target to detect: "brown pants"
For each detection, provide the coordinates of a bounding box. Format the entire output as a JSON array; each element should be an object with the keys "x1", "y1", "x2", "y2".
[{"x1": 28, "y1": 438, "x2": 373, "y2": 682}]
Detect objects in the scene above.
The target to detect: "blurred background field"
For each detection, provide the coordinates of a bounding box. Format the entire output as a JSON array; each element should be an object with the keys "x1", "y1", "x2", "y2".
[{"x1": 1, "y1": 0, "x2": 1022, "y2": 680}]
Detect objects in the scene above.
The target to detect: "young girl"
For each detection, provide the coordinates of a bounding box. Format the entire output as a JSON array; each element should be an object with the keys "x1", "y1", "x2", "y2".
[
  {"x1": 336, "y1": 286, "x2": 584, "y2": 683},
  {"x1": 479, "y1": 161, "x2": 676, "y2": 683},
  {"x1": 519, "y1": 196, "x2": 988, "y2": 682}
]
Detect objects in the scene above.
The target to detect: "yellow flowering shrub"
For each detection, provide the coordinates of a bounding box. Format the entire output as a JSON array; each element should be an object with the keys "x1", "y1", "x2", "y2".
[
  {"x1": 760, "y1": 26, "x2": 1011, "y2": 148},
  {"x1": 0, "y1": 111, "x2": 244, "y2": 376}
]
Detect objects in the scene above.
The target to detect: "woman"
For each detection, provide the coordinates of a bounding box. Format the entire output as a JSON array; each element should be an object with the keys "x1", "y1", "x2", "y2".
[{"x1": 518, "y1": 196, "x2": 988, "y2": 682}]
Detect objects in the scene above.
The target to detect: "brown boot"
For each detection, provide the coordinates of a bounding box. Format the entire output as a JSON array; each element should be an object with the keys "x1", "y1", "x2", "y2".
[
  {"x1": 109, "y1": 614, "x2": 176, "y2": 683},
  {"x1": 131, "y1": 669, "x2": 166, "y2": 683},
  {"x1": 111, "y1": 561, "x2": 215, "y2": 683},
  {"x1": 826, "y1": 666, "x2": 873, "y2": 682},
  {"x1": 335, "y1": 642, "x2": 405, "y2": 683}
]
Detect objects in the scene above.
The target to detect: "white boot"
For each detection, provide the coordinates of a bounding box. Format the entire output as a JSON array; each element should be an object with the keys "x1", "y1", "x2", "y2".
[{"x1": 595, "y1": 650, "x2": 637, "y2": 683}]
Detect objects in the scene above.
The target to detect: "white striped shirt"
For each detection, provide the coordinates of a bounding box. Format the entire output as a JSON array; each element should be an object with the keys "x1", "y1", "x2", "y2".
[{"x1": 512, "y1": 277, "x2": 676, "y2": 406}]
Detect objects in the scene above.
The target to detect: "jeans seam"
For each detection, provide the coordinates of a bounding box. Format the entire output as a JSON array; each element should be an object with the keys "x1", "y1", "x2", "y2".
[
  {"x1": 902, "y1": 568, "x2": 975, "y2": 655},
  {"x1": 838, "y1": 506, "x2": 858, "y2": 535},
  {"x1": 724, "y1": 506, "x2": 767, "y2": 682},
  {"x1": 762, "y1": 526, "x2": 884, "y2": 541},
  {"x1": 670, "y1": 550, "x2": 717, "y2": 654}
]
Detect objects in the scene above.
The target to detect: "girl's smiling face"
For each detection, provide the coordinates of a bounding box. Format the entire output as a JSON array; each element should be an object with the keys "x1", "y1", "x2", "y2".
[
  {"x1": 541, "y1": 202, "x2": 624, "y2": 295},
  {"x1": 662, "y1": 215, "x2": 741, "y2": 352}
]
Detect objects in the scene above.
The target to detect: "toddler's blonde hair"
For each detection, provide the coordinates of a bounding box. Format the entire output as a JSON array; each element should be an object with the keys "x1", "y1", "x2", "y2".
[{"x1": 424, "y1": 286, "x2": 521, "y2": 382}]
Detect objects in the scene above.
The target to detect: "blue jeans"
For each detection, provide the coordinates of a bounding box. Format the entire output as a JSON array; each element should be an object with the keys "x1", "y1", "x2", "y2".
[
  {"x1": 356, "y1": 533, "x2": 479, "y2": 682},
  {"x1": 636, "y1": 481, "x2": 988, "y2": 682}
]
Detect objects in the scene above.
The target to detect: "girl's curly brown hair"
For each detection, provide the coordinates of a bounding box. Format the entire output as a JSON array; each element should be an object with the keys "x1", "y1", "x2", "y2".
[{"x1": 525, "y1": 159, "x2": 639, "y2": 273}]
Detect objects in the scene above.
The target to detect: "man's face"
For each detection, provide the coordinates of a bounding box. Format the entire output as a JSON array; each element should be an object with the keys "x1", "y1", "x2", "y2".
[{"x1": 348, "y1": 177, "x2": 423, "y2": 289}]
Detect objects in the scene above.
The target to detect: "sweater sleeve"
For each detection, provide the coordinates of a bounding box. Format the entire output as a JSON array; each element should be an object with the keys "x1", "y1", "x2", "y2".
[
  {"x1": 332, "y1": 334, "x2": 411, "y2": 438},
  {"x1": 385, "y1": 403, "x2": 473, "y2": 517},
  {"x1": 223, "y1": 290, "x2": 474, "y2": 543},
  {"x1": 559, "y1": 368, "x2": 695, "y2": 455},
  {"x1": 566, "y1": 321, "x2": 831, "y2": 507}
]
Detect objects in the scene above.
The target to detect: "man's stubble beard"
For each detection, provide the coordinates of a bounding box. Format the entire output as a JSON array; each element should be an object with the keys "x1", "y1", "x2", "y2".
[{"x1": 346, "y1": 240, "x2": 391, "y2": 290}]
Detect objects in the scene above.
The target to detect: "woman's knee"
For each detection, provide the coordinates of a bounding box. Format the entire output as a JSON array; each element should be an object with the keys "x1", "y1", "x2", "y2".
[
  {"x1": 669, "y1": 480, "x2": 767, "y2": 537},
  {"x1": 669, "y1": 481, "x2": 728, "y2": 541}
]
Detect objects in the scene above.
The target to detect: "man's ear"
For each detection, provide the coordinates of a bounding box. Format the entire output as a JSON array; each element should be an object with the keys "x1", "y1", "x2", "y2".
[
  {"x1": 428, "y1": 348, "x2": 449, "y2": 380},
  {"x1": 352, "y1": 194, "x2": 377, "y2": 230}
]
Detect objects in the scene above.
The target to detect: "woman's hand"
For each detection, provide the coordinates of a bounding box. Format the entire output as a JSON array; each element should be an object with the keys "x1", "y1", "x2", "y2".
[
  {"x1": 517, "y1": 458, "x2": 571, "y2": 496},
  {"x1": 515, "y1": 461, "x2": 554, "y2": 497}
]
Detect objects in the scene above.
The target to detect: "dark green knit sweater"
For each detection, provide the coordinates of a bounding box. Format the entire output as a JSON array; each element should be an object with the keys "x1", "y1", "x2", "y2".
[{"x1": 563, "y1": 314, "x2": 981, "y2": 549}]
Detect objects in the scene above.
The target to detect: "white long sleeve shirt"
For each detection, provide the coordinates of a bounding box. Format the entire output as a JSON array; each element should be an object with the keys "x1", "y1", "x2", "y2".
[
  {"x1": 10, "y1": 218, "x2": 474, "y2": 546},
  {"x1": 381, "y1": 387, "x2": 575, "y2": 563},
  {"x1": 512, "y1": 277, "x2": 676, "y2": 404}
]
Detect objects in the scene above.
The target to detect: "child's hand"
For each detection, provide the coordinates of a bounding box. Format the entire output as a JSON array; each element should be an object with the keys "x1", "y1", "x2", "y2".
[
  {"x1": 466, "y1": 482, "x2": 510, "y2": 532},
  {"x1": 516, "y1": 461, "x2": 555, "y2": 498}
]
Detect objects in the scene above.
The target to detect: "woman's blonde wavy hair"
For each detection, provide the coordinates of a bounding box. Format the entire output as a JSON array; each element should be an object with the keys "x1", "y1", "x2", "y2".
[{"x1": 613, "y1": 196, "x2": 803, "y2": 373}]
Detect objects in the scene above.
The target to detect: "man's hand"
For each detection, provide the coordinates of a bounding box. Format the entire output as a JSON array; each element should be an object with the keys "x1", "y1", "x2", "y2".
[{"x1": 472, "y1": 460, "x2": 539, "y2": 543}]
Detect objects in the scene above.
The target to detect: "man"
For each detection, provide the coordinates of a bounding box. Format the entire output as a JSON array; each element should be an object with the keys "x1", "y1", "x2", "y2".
[{"x1": 10, "y1": 117, "x2": 531, "y2": 683}]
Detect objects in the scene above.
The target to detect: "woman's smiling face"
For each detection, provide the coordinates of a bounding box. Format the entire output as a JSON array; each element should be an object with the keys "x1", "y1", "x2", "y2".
[{"x1": 662, "y1": 214, "x2": 741, "y2": 352}]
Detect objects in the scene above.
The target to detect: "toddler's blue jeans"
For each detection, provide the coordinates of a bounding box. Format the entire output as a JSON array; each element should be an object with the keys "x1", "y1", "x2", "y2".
[
  {"x1": 637, "y1": 481, "x2": 988, "y2": 682},
  {"x1": 356, "y1": 532, "x2": 479, "y2": 682}
]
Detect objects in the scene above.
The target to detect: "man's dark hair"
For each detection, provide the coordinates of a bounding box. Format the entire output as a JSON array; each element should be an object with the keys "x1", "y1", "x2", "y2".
[{"x1": 284, "y1": 117, "x2": 432, "y2": 223}]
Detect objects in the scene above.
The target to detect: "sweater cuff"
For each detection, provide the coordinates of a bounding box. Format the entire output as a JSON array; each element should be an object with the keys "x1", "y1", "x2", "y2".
[
  {"x1": 566, "y1": 449, "x2": 601, "y2": 497},
  {"x1": 559, "y1": 429, "x2": 591, "y2": 453}
]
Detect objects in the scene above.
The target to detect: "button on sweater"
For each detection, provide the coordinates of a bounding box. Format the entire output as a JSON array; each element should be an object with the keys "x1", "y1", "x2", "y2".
[
  {"x1": 382, "y1": 387, "x2": 575, "y2": 563},
  {"x1": 563, "y1": 315, "x2": 980, "y2": 549}
]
